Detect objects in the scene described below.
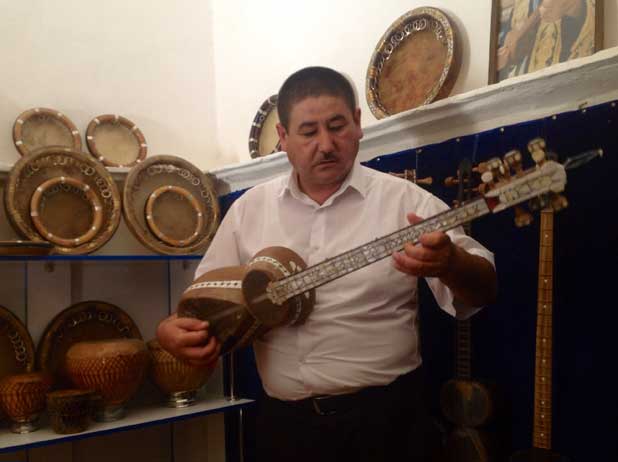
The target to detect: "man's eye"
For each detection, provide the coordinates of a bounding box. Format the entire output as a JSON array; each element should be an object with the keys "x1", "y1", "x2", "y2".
[
  {"x1": 329, "y1": 125, "x2": 344, "y2": 131},
  {"x1": 300, "y1": 131, "x2": 316, "y2": 137}
]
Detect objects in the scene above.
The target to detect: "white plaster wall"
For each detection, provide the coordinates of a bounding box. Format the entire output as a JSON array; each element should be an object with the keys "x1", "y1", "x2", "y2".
[
  {"x1": 0, "y1": 0, "x2": 221, "y2": 169},
  {"x1": 211, "y1": 0, "x2": 495, "y2": 162}
]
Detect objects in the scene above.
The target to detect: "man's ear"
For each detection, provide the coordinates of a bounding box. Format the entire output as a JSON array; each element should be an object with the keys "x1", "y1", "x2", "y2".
[
  {"x1": 353, "y1": 107, "x2": 364, "y2": 140},
  {"x1": 276, "y1": 122, "x2": 288, "y2": 151}
]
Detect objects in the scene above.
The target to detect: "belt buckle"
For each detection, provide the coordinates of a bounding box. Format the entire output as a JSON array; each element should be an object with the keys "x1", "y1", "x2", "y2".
[{"x1": 312, "y1": 396, "x2": 336, "y2": 416}]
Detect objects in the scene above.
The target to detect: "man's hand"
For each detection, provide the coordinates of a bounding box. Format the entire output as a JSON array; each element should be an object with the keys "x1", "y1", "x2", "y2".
[
  {"x1": 156, "y1": 314, "x2": 221, "y2": 366},
  {"x1": 392, "y1": 213, "x2": 454, "y2": 278}
]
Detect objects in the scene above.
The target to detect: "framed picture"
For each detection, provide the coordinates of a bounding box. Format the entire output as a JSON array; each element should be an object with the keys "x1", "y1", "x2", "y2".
[{"x1": 489, "y1": 0, "x2": 603, "y2": 83}]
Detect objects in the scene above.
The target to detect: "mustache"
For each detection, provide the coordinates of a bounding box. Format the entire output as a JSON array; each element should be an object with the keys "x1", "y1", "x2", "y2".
[{"x1": 316, "y1": 152, "x2": 338, "y2": 163}]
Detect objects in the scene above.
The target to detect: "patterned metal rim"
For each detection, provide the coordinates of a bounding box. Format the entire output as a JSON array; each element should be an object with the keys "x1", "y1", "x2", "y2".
[
  {"x1": 145, "y1": 185, "x2": 204, "y2": 247},
  {"x1": 35, "y1": 300, "x2": 143, "y2": 382},
  {"x1": 85, "y1": 114, "x2": 147, "y2": 168},
  {"x1": 3, "y1": 146, "x2": 122, "y2": 255},
  {"x1": 248, "y1": 94, "x2": 281, "y2": 159},
  {"x1": 13, "y1": 108, "x2": 82, "y2": 156},
  {"x1": 365, "y1": 7, "x2": 458, "y2": 120},
  {"x1": 30, "y1": 176, "x2": 104, "y2": 248},
  {"x1": 123, "y1": 155, "x2": 220, "y2": 255},
  {"x1": 0, "y1": 305, "x2": 35, "y2": 377}
]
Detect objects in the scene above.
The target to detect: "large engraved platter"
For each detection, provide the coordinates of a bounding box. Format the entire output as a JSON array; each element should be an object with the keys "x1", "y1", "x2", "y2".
[
  {"x1": 249, "y1": 95, "x2": 281, "y2": 158},
  {"x1": 123, "y1": 155, "x2": 220, "y2": 255},
  {"x1": 36, "y1": 301, "x2": 142, "y2": 387},
  {"x1": 3, "y1": 147, "x2": 121, "y2": 255},
  {"x1": 86, "y1": 114, "x2": 148, "y2": 168},
  {"x1": 0, "y1": 305, "x2": 35, "y2": 382},
  {"x1": 366, "y1": 7, "x2": 459, "y2": 119},
  {"x1": 13, "y1": 108, "x2": 82, "y2": 156}
]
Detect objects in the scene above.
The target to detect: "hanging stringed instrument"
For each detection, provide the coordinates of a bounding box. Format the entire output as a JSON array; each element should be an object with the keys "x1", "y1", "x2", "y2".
[
  {"x1": 177, "y1": 139, "x2": 575, "y2": 356},
  {"x1": 440, "y1": 158, "x2": 496, "y2": 462},
  {"x1": 510, "y1": 142, "x2": 570, "y2": 462}
]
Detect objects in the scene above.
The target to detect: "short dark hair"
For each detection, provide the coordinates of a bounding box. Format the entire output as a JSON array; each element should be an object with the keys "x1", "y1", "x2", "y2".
[{"x1": 277, "y1": 66, "x2": 357, "y2": 130}]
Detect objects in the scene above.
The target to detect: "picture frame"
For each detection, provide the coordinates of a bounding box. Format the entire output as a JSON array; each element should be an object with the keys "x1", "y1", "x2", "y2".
[{"x1": 489, "y1": 0, "x2": 604, "y2": 84}]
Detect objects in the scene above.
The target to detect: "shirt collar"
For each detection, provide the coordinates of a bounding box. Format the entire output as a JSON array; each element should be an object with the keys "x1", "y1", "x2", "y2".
[{"x1": 279, "y1": 161, "x2": 368, "y2": 205}]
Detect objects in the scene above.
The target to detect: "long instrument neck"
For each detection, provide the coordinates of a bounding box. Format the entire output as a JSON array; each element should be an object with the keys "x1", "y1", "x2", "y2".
[
  {"x1": 268, "y1": 198, "x2": 491, "y2": 304},
  {"x1": 533, "y1": 207, "x2": 554, "y2": 450}
]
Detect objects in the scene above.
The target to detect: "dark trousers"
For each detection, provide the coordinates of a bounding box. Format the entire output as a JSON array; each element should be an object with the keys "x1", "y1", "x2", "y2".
[{"x1": 255, "y1": 367, "x2": 429, "y2": 462}]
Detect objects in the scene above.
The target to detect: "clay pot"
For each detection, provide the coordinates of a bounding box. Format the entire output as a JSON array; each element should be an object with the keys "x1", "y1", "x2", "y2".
[
  {"x1": 147, "y1": 339, "x2": 215, "y2": 407},
  {"x1": 46, "y1": 389, "x2": 95, "y2": 434},
  {"x1": 65, "y1": 338, "x2": 149, "y2": 421},
  {"x1": 0, "y1": 372, "x2": 52, "y2": 433}
]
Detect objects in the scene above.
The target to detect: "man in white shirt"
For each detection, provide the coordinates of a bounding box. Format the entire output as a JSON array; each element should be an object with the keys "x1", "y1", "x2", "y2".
[{"x1": 157, "y1": 66, "x2": 497, "y2": 461}]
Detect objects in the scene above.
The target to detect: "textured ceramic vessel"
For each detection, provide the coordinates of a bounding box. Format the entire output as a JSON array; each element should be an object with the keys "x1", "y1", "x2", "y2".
[
  {"x1": 65, "y1": 338, "x2": 149, "y2": 421},
  {"x1": 147, "y1": 339, "x2": 215, "y2": 407},
  {"x1": 0, "y1": 372, "x2": 52, "y2": 433},
  {"x1": 46, "y1": 389, "x2": 95, "y2": 434}
]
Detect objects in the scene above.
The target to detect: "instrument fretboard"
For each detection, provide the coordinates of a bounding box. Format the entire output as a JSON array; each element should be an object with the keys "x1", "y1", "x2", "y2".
[
  {"x1": 533, "y1": 208, "x2": 554, "y2": 450},
  {"x1": 268, "y1": 198, "x2": 491, "y2": 304}
]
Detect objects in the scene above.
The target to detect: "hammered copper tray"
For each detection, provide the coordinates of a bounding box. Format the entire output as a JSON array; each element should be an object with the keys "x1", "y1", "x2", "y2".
[
  {"x1": 366, "y1": 7, "x2": 459, "y2": 119},
  {"x1": 36, "y1": 301, "x2": 142, "y2": 388},
  {"x1": 249, "y1": 95, "x2": 281, "y2": 158},
  {"x1": 0, "y1": 305, "x2": 35, "y2": 383},
  {"x1": 3, "y1": 146, "x2": 121, "y2": 255},
  {"x1": 123, "y1": 155, "x2": 220, "y2": 255},
  {"x1": 13, "y1": 108, "x2": 81, "y2": 156},
  {"x1": 0, "y1": 240, "x2": 54, "y2": 257},
  {"x1": 86, "y1": 114, "x2": 147, "y2": 168}
]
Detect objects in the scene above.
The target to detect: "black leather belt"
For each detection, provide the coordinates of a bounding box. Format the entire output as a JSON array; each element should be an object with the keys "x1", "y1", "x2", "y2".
[{"x1": 266, "y1": 368, "x2": 421, "y2": 417}]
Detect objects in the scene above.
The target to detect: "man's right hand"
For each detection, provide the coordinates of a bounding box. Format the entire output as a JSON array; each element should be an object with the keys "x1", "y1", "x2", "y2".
[{"x1": 156, "y1": 314, "x2": 221, "y2": 367}]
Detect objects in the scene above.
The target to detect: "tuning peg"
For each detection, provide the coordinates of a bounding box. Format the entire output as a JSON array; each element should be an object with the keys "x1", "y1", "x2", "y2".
[
  {"x1": 514, "y1": 205, "x2": 534, "y2": 227},
  {"x1": 528, "y1": 195, "x2": 549, "y2": 211},
  {"x1": 503, "y1": 149, "x2": 524, "y2": 174},
  {"x1": 550, "y1": 194, "x2": 568, "y2": 211},
  {"x1": 444, "y1": 176, "x2": 458, "y2": 187},
  {"x1": 389, "y1": 169, "x2": 432, "y2": 186},
  {"x1": 528, "y1": 138, "x2": 547, "y2": 165}
]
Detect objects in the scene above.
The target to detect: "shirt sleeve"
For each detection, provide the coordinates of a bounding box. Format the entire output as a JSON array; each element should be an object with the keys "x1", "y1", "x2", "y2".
[
  {"x1": 416, "y1": 191, "x2": 496, "y2": 320},
  {"x1": 194, "y1": 199, "x2": 244, "y2": 279}
]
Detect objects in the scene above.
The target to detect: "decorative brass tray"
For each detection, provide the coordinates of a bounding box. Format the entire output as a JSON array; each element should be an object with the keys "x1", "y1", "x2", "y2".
[
  {"x1": 86, "y1": 114, "x2": 147, "y2": 168},
  {"x1": 36, "y1": 301, "x2": 142, "y2": 387},
  {"x1": 3, "y1": 146, "x2": 121, "y2": 255},
  {"x1": 13, "y1": 108, "x2": 81, "y2": 156},
  {"x1": 249, "y1": 95, "x2": 281, "y2": 158},
  {"x1": 123, "y1": 155, "x2": 220, "y2": 255},
  {"x1": 0, "y1": 305, "x2": 35, "y2": 382},
  {"x1": 0, "y1": 240, "x2": 54, "y2": 257},
  {"x1": 366, "y1": 7, "x2": 459, "y2": 119}
]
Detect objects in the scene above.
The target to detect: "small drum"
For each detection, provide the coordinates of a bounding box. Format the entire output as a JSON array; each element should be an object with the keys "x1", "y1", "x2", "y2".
[
  {"x1": 86, "y1": 114, "x2": 147, "y2": 168},
  {"x1": 249, "y1": 95, "x2": 281, "y2": 158},
  {"x1": 13, "y1": 108, "x2": 81, "y2": 156}
]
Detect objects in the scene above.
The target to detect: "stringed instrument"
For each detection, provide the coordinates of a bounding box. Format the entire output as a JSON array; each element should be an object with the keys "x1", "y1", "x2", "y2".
[
  {"x1": 441, "y1": 158, "x2": 495, "y2": 462},
  {"x1": 510, "y1": 141, "x2": 569, "y2": 462},
  {"x1": 177, "y1": 139, "x2": 569, "y2": 356}
]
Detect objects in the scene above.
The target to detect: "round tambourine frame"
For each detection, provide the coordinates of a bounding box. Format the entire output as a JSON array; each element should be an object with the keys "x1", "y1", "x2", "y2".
[
  {"x1": 123, "y1": 155, "x2": 220, "y2": 255},
  {"x1": 35, "y1": 300, "x2": 143, "y2": 387},
  {"x1": 249, "y1": 94, "x2": 281, "y2": 158},
  {"x1": 0, "y1": 305, "x2": 35, "y2": 382},
  {"x1": 3, "y1": 146, "x2": 121, "y2": 255},
  {"x1": 13, "y1": 107, "x2": 82, "y2": 156},
  {"x1": 365, "y1": 7, "x2": 459, "y2": 119},
  {"x1": 86, "y1": 114, "x2": 148, "y2": 168}
]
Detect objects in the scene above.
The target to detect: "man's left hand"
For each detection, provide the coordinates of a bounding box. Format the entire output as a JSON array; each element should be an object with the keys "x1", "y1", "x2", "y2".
[{"x1": 392, "y1": 213, "x2": 454, "y2": 278}]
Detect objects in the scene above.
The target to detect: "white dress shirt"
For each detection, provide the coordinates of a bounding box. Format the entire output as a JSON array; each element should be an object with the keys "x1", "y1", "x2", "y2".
[{"x1": 195, "y1": 162, "x2": 494, "y2": 400}]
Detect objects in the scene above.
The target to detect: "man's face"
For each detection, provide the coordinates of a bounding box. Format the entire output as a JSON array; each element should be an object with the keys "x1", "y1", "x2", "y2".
[{"x1": 276, "y1": 95, "x2": 363, "y2": 195}]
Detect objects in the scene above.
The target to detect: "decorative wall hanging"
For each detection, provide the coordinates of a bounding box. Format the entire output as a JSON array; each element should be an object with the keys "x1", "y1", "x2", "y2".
[
  {"x1": 123, "y1": 155, "x2": 220, "y2": 255},
  {"x1": 366, "y1": 7, "x2": 460, "y2": 119},
  {"x1": 85, "y1": 114, "x2": 148, "y2": 168},
  {"x1": 249, "y1": 94, "x2": 281, "y2": 158},
  {"x1": 36, "y1": 300, "x2": 142, "y2": 388},
  {"x1": 489, "y1": 0, "x2": 603, "y2": 83},
  {"x1": 12, "y1": 108, "x2": 81, "y2": 156},
  {"x1": 4, "y1": 147, "x2": 121, "y2": 255}
]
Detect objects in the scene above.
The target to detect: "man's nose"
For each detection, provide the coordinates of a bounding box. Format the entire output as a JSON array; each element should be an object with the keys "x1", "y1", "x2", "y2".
[{"x1": 317, "y1": 129, "x2": 335, "y2": 153}]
